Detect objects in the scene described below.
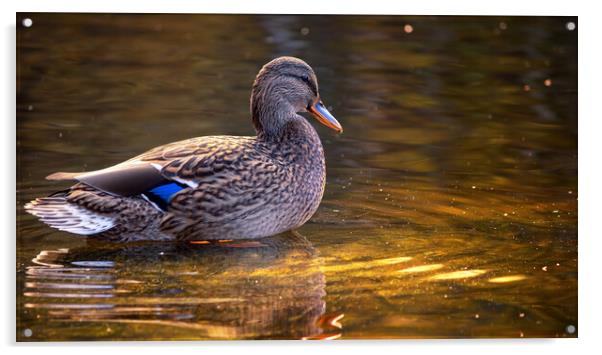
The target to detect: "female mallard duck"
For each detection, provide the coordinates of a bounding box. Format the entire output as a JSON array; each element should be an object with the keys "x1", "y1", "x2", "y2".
[{"x1": 25, "y1": 56, "x2": 342, "y2": 242}]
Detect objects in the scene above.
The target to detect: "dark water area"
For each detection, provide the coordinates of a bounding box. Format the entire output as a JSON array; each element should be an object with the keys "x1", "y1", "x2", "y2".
[{"x1": 16, "y1": 14, "x2": 577, "y2": 340}]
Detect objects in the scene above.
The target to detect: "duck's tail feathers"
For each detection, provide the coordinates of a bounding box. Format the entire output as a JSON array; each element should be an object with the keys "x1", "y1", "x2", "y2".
[
  {"x1": 24, "y1": 197, "x2": 116, "y2": 236},
  {"x1": 46, "y1": 172, "x2": 82, "y2": 181}
]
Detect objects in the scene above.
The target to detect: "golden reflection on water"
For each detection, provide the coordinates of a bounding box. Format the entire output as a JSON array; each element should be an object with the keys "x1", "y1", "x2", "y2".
[
  {"x1": 488, "y1": 275, "x2": 528, "y2": 283},
  {"x1": 429, "y1": 270, "x2": 488, "y2": 281},
  {"x1": 399, "y1": 264, "x2": 444, "y2": 273},
  {"x1": 320, "y1": 256, "x2": 412, "y2": 273}
]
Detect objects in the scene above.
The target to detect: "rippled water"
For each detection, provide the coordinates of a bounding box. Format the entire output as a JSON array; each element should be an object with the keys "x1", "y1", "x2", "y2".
[{"x1": 16, "y1": 14, "x2": 577, "y2": 340}]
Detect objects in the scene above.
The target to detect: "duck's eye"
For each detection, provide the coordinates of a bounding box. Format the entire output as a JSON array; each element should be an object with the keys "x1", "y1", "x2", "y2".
[
  {"x1": 293, "y1": 73, "x2": 317, "y2": 96},
  {"x1": 297, "y1": 74, "x2": 311, "y2": 87}
]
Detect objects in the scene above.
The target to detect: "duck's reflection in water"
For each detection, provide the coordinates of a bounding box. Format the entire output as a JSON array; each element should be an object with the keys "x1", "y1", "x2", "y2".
[{"x1": 23, "y1": 232, "x2": 340, "y2": 340}]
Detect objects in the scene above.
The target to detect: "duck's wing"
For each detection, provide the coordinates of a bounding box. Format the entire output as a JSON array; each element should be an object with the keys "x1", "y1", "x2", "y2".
[
  {"x1": 131, "y1": 136, "x2": 260, "y2": 185},
  {"x1": 44, "y1": 136, "x2": 257, "y2": 198},
  {"x1": 46, "y1": 162, "x2": 168, "y2": 197}
]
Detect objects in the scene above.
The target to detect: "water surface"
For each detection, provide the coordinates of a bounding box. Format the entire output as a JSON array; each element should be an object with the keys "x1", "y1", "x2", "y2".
[{"x1": 17, "y1": 14, "x2": 577, "y2": 340}]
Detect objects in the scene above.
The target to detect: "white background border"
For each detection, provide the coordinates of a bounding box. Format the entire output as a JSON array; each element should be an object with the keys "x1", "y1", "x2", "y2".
[{"x1": 3, "y1": 0, "x2": 599, "y2": 354}]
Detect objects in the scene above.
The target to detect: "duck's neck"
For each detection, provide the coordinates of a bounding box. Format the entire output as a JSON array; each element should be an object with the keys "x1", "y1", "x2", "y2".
[
  {"x1": 256, "y1": 112, "x2": 320, "y2": 146},
  {"x1": 252, "y1": 97, "x2": 313, "y2": 143}
]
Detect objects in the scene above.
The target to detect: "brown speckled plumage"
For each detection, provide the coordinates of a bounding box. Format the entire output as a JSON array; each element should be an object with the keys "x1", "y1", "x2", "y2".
[{"x1": 25, "y1": 57, "x2": 342, "y2": 241}]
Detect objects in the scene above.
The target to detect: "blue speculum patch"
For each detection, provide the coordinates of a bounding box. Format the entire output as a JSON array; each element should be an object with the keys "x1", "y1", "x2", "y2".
[
  {"x1": 149, "y1": 182, "x2": 186, "y2": 202},
  {"x1": 144, "y1": 182, "x2": 187, "y2": 210}
]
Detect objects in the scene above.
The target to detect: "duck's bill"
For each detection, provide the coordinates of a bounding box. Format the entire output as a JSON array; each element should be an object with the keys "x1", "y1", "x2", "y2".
[{"x1": 308, "y1": 101, "x2": 343, "y2": 133}]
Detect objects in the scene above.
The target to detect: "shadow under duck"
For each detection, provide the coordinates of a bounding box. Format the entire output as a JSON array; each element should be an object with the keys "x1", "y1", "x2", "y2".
[{"x1": 25, "y1": 57, "x2": 342, "y2": 242}]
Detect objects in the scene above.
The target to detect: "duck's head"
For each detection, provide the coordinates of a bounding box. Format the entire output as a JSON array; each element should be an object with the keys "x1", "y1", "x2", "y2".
[{"x1": 250, "y1": 56, "x2": 342, "y2": 139}]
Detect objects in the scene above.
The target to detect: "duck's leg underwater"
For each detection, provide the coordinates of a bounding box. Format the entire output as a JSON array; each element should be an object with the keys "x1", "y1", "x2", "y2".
[{"x1": 24, "y1": 183, "x2": 171, "y2": 242}]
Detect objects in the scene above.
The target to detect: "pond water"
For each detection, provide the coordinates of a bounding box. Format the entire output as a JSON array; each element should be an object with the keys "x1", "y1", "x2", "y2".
[{"x1": 16, "y1": 14, "x2": 577, "y2": 340}]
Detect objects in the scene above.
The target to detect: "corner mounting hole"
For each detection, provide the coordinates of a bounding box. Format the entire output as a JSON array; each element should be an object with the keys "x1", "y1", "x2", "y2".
[
  {"x1": 566, "y1": 324, "x2": 576, "y2": 334},
  {"x1": 566, "y1": 22, "x2": 576, "y2": 31},
  {"x1": 22, "y1": 18, "x2": 33, "y2": 28}
]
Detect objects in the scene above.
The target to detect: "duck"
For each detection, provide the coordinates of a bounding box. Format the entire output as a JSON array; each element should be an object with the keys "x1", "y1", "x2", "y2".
[{"x1": 24, "y1": 56, "x2": 343, "y2": 242}]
